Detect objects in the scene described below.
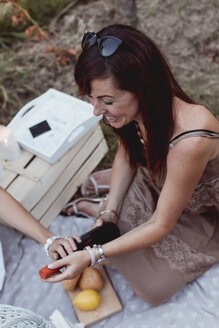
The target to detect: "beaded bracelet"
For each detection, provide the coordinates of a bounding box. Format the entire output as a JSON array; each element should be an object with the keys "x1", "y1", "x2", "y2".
[
  {"x1": 93, "y1": 244, "x2": 106, "y2": 265},
  {"x1": 44, "y1": 235, "x2": 61, "y2": 257},
  {"x1": 96, "y1": 209, "x2": 119, "y2": 221}
]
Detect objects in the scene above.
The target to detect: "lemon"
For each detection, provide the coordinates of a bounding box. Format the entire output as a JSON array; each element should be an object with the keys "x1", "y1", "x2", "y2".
[{"x1": 73, "y1": 289, "x2": 101, "y2": 311}]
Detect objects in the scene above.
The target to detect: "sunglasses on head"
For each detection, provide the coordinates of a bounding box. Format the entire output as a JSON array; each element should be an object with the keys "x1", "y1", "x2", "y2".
[{"x1": 82, "y1": 30, "x2": 123, "y2": 57}]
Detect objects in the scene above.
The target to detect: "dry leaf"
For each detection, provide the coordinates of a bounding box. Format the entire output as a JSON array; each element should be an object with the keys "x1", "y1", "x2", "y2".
[{"x1": 25, "y1": 25, "x2": 37, "y2": 39}]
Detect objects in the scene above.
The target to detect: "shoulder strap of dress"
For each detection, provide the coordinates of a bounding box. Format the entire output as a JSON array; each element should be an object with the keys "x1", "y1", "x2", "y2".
[{"x1": 169, "y1": 129, "x2": 219, "y2": 149}]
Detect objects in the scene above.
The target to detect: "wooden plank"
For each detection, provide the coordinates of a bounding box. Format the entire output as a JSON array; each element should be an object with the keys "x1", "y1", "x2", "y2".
[
  {"x1": 0, "y1": 150, "x2": 33, "y2": 189},
  {"x1": 1, "y1": 161, "x2": 43, "y2": 182},
  {"x1": 32, "y1": 126, "x2": 105, "y2": 220},
  {"x1": 66, "y1": 265, "x2": 123, "y2": 327},
  {"x1": 6, "y1": 155, "x2": 51, "y2": 205},
  {"x1": 0, "y1": 171, "x2": 17, "y2": 190},
  {"x1": 1, "y1": 152, "x2": 44, "y2": 203},
  {"x1": 39, "y1": 138, "x2": 108, "y2": 227},
  {"x1": 6, "y1": 174, "x2": 37, "y2": 205}
]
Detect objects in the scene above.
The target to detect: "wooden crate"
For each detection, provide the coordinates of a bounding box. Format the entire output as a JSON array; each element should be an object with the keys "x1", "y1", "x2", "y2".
[{"x1": 0, "y1": 123, "x2": 108, "y2": 227}]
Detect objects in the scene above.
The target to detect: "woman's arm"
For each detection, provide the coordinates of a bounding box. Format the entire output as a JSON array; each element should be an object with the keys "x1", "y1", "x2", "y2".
[
  {"x1": 96, "y1": 141, "x2": 136, "y2": 223},
  {"x1": 0, "y1": 188, "x2": 77, "y2": 258},
  {"x1": 0, "y1": 187, "x2": 53, "y2": 244},
  {"x1": 102, "y1": 135, "x2": 214, "y2": 257}
]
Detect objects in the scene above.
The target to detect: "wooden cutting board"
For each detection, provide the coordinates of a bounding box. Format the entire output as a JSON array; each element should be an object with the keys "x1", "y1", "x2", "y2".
[{"x1": 64, "y1": 265, "x2": 123, "y2": 327}]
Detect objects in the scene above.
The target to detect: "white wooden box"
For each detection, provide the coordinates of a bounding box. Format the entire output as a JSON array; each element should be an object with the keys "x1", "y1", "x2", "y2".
[{"x1": 0, "y1": 123, "x2": 108, "y2": 228}]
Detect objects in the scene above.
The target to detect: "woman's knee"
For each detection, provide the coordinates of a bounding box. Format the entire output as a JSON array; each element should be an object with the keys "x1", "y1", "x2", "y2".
[{"x1": 132, "y1": 275, "x2": 185, "y2": 306}]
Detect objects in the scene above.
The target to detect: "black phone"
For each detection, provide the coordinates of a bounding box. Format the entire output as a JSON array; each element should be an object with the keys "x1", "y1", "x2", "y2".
[{"x1": 29, "y1": 120, "x2": 51, "y2": 138}]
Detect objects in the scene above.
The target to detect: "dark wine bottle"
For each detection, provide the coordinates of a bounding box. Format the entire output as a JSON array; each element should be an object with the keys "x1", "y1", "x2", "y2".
[
  {"x1": 75, "y1": 222, "x2": 120, "y2": 250},
  {"x1": 75, "y1": 221, "x2": 120, "y2": 250},
  {"x1": 39, "y1": 222, "x2": 120, "y2": 279}
]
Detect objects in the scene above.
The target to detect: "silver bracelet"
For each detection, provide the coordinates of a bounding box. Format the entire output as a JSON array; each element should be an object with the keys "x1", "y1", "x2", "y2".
[
  {"x1": 44, "y1": 235, "x2": 61, "y2": 257},
  {"x1": 93, "y1": 244, "x2": 106, "y2": 265}
]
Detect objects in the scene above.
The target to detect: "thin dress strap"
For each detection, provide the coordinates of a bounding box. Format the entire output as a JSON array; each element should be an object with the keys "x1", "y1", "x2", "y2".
[{"x1": 169, "y1": 129, "x2": 219, "y2": 149}]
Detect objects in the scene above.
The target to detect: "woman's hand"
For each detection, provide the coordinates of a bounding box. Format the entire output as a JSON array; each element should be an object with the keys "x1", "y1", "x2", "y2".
[
  {"x1": 93, "y1": 210, "x2": 118, "y2": 229},
  {"x1": 92, "y1": 217, "x2": 104, "y2": 229},
  {"x1": 48, "y1": 235, "x2": 82, "y2": 260},
  {"x1": 41, "y1": 250, "x2": 90, "y2": 283}
]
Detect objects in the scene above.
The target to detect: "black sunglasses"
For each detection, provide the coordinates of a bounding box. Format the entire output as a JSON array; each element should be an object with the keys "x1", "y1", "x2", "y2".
[{"x1": 82, "y1": 30, "x2": 123, "y2": 57}]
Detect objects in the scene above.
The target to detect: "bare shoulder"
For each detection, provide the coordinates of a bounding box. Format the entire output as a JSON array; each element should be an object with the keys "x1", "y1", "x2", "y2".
[
  {"x1": 168, "y1": 134, "x2": 211, "y2": 166},
  {"x1": 172, "y1": 101, "x2": 219, "y2": 161},
  {"x1": 191, "y1": 104, "x2": 219, "y2": 130}
]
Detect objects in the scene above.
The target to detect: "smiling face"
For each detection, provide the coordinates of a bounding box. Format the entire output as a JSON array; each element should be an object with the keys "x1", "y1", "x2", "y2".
[{"x1": 88, "y1": 77, "x2": 141, "y2": 128}]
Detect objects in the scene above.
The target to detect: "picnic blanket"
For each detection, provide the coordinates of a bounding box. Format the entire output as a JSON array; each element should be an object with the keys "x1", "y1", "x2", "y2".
[{"x1": 0, "y1": 215, "x2": 219, "y2": 328}]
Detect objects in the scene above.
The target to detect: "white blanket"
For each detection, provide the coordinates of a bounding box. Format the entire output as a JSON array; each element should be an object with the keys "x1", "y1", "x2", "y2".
[{"x1": 0, "y1": 215, "x2": 219, "y2": 328}]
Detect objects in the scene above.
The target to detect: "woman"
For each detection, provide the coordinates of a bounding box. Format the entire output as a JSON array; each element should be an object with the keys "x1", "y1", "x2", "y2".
[
  {"x1": 43, "y1": 24, "x2": 219, "y2": 306},
  {"x1": 0, "y1": 187, "x2": 79, "y2": 259}
]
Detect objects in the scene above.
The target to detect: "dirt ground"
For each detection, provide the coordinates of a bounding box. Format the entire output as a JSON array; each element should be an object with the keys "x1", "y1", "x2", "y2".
[{"x1": 0, "y1": 0, "x2": 218, "y2": 125}]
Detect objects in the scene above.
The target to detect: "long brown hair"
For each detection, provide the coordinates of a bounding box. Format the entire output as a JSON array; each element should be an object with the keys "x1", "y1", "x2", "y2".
[{"x1": 74, "y1": 24, "x2": 194, "y2": 177}]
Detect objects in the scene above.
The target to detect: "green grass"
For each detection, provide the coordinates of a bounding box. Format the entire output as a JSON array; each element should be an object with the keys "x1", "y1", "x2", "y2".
[
  {"x1": 21, "y1": 0, "x2": 75, "y2": 25},
  {"x1": 0, "y1": 0, "x2": 77, "y2": 30},
  {"x1": 0, "y1": 0, "x2": 80, "y2": 47},
  {"x1": 0, "y1": 51, "x2": 41, "y2": 124}
]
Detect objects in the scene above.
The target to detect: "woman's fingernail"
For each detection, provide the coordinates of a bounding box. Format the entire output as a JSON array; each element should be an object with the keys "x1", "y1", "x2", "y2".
[{"x1": 48, "y1": 263, "x2": 54, "y2": 269}]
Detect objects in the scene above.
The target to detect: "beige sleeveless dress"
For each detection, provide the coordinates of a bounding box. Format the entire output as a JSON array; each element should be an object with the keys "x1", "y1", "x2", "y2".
[{"x1": 110, "y1": 130, "x2": 219, "y2": 306}]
